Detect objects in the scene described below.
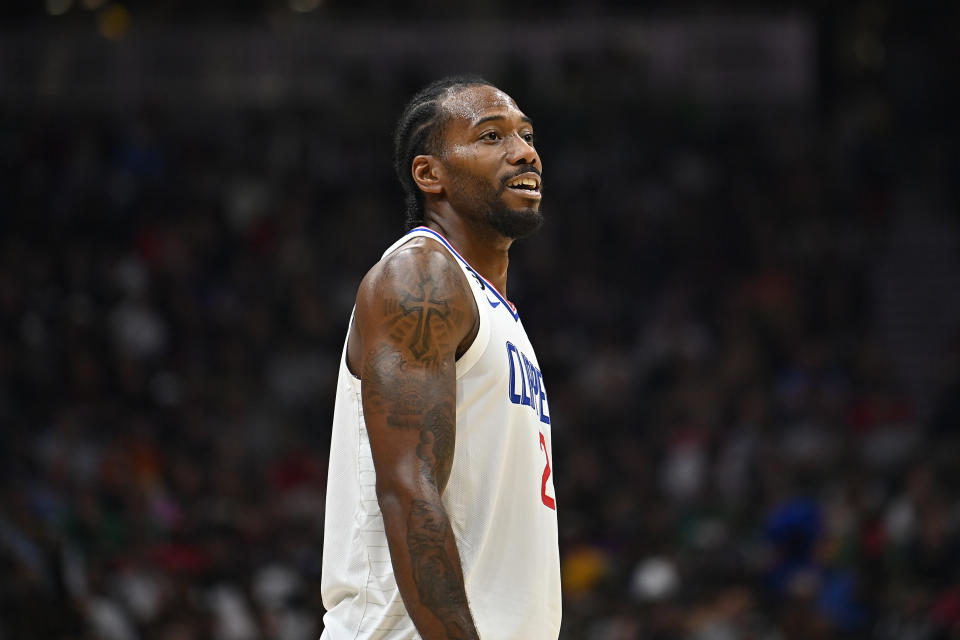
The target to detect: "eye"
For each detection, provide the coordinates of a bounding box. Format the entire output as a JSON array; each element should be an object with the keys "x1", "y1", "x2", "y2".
[
  {"x1": 481, "y1": 131, "x2": 501, "y2": 142},
  {"x1": 522, "y1": 132, "x2": 535, "y2": 145}
]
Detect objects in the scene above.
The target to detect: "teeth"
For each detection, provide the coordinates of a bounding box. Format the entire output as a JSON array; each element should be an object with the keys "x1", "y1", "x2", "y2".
[{"x1": 508, "y1": 176, "x2": 539, "y2": 190}]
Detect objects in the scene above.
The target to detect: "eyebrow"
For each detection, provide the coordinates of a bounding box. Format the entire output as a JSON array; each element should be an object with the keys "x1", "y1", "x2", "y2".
[{"x1": 472, "y1": 114, "x2": 534, "y2": 128}]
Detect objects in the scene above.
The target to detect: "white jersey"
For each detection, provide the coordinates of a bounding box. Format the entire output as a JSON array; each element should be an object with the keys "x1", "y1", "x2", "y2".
[{"x1": 321, "y1": 227, "x2": 561, "y2": 640}]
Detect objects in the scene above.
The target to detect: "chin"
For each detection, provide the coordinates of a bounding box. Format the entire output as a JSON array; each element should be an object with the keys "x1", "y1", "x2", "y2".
[{"x1": 487, "y1": 207, "x2": 544, "y2": 240}]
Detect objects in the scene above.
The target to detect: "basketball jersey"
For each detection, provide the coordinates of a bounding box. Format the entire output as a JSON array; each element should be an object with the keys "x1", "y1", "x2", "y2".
[{"x1": 321, "y1": 227, "x2": 561, "y2": 640}]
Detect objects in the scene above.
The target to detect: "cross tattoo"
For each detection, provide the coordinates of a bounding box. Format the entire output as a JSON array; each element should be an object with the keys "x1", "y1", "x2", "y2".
[{"x1": 400, "y1": 279, "x2": 451, "y2": 360}]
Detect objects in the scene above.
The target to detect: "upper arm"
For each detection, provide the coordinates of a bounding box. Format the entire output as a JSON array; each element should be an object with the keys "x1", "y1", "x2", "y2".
[{"x1": 352, "y1": 243, "x2": 478, "y2": 496}]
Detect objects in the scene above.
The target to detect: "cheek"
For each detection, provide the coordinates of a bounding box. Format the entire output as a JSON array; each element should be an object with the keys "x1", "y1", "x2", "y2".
[
  {"x1": 448, "y1": 144, "x2": 484, "y2": 165},
  {"x1": 447, "y1": 148, "x2": 499, "y2": 180}
]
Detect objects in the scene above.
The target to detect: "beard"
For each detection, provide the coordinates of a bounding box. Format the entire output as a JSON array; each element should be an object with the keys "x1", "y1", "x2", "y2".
[
  {"x1": 446, "y1": 165, "x2": 544, "y2": 240},
  {"x1": 486, "y1": 201, "x2": 544, "y2": 240}
]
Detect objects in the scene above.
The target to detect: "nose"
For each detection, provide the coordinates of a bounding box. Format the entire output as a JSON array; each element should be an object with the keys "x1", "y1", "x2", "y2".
[{"x1": 505, "y1": 132, "x2": 539, "y2": 167}]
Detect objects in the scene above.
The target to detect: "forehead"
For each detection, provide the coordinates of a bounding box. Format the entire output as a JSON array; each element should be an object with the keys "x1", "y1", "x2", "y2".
[{"x1": 440, "y1": 84, "x2": 527, "y2": 128}]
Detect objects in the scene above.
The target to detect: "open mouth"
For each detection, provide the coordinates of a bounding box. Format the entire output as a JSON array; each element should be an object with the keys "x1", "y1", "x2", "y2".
[{"x1": 505, "y1": 172, "x2": 542, "y2": 197}]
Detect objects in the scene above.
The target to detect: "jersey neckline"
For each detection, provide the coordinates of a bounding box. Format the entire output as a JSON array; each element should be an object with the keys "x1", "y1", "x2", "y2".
[{"x1": 408, "y1": 226, "x2": 519, "y2": 322}]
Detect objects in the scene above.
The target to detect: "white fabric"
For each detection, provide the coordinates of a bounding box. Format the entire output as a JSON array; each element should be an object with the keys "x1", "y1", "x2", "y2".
[{"x1": 321, "y1": 227, "x2": 561, "y2": 639}]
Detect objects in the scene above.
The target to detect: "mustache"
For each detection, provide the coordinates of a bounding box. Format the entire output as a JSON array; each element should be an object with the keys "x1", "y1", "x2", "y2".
[{"x1": 502, "y1": 165, "x2": 543, "y2": 189}]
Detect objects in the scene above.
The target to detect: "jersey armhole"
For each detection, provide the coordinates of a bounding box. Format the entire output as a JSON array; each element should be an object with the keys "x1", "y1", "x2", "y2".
[
  {"x1": 455, "y1": 296, "x2": 490, "y2": 379},
  {"x1": 341, "y1": 309, "x2": 361, "y2": 382}
]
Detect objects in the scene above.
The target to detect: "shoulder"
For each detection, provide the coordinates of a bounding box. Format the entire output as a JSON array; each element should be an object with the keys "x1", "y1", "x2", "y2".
[
  {"x1": 348, "y1": 235, "x2": 480, "y2": 372},
  {"x1": 357, "y1": 236, "x2": 472, "y2": 308}
]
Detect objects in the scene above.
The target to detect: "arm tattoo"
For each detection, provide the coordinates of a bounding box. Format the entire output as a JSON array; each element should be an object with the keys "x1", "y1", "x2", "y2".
[
  {"x1": 379, "y1": 270, "x2": 466, "y2": 369},
  {"x1": 399, "y1": 278, "x2": 451, "y2": 360},
  {"x1": 365, "y1": 257, "x2": 464, "y2": 490},
  {"x1": 408, "y1": 500, "x2": 479, "y2": 640},
  {"x1": 416, "y1": 404, "x2": 454, "y2": 487},
  {"x1": 364, "y1": 349, "x2": 456, "y2": 491}
]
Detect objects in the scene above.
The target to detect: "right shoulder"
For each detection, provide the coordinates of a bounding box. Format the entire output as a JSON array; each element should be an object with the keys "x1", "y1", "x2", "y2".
[
  {"x1": 348, "y1": 235, "x2": 479, "y2": 369},
  {"x1": 357, "y1": 236, "x2": 470, "y2": 308}
]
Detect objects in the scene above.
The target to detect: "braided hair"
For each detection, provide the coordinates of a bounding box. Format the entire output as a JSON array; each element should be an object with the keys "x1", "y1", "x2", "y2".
[{"x1": 393, "y1": 74, "x2": 496, "y2": 230}]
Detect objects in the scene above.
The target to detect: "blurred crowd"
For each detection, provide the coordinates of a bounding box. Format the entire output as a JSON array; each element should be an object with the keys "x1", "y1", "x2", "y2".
[{"x1": 2, "y1": 7, "x2": 960, "y2": 640}]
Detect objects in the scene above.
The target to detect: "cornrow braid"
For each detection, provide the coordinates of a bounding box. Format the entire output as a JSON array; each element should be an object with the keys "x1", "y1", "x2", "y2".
[{"x1": 393, "y1": 74, "x2": 496, "y2": 231}]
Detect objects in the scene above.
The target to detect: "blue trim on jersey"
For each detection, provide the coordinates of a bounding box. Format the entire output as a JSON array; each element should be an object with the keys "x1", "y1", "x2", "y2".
[{"x1": 409, "y1": 226, "x2": 520, "y2": 322}]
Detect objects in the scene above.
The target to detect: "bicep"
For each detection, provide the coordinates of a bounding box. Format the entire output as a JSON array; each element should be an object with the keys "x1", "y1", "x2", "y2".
[{"x1": 355, "y1": 247, "x2": 475, "y2": 495}]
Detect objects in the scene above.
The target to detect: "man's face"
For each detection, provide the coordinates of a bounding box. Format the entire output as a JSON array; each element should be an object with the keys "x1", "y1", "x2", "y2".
[{"x1": 436, "y1": 84, "x2": 543, "y2": 239}]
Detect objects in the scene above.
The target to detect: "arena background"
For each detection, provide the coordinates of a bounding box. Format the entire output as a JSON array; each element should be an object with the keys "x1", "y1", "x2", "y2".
[{"x1": 2, "y1": 1, "x2": 959, "y2": 638}]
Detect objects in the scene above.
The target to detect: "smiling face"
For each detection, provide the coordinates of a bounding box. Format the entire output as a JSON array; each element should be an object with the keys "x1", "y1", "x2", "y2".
[{"x1": 434, "y1": 84, "x2": 544, "y2": 239}]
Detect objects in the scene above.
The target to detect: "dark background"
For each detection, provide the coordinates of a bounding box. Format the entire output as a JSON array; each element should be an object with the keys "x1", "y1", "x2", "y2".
[{"x1": 2, "y1": 1, "x2": 959, "y2": 639}]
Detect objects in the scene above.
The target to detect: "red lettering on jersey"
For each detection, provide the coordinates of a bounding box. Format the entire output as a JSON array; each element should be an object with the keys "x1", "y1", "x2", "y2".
[{"x1": 539, "y1": 432, "x2": 556, "y2": 510}]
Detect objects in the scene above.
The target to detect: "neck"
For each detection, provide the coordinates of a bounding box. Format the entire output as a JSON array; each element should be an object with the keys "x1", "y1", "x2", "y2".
[{"x1": 422, "y1": 210, "x2": 512, "y2": 297}]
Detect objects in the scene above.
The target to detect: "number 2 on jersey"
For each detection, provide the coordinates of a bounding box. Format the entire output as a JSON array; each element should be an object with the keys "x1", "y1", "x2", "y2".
[{"x1": 539, "y1": 432, "x2": 556, "y2": 510}]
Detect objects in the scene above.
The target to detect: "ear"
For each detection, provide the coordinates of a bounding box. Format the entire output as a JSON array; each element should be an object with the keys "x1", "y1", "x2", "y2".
[{"x1": 411, "y1": 155, "x2": 443, "y2": 195}]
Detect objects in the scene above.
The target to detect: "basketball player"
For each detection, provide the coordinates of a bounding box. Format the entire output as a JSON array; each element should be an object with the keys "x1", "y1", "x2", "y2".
[{"x1": 320, "y1": 76, "x2": 561, "y2": 640}]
